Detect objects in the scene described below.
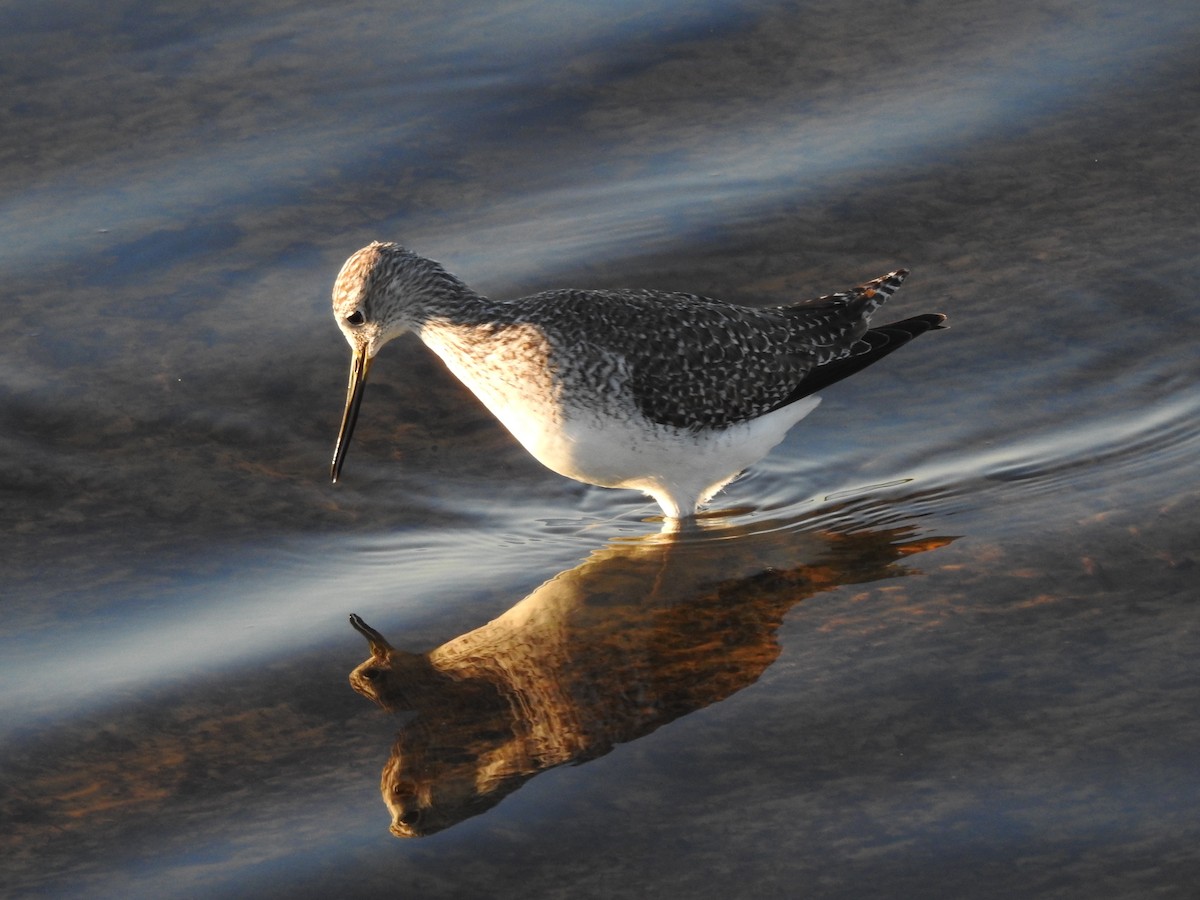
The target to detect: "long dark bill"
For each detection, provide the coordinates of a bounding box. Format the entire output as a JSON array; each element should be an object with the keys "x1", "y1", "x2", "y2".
[{"x1": 330, "y1": 347, "x2": 373, "y2": 483}]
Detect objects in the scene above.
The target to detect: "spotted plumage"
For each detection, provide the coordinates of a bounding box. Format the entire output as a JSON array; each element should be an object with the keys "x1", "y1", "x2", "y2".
[{"x1": 330, "y1": 242, "x2": 946, "y2": 519}]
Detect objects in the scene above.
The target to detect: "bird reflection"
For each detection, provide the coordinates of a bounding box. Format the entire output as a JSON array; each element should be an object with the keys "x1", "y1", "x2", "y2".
[{"x1": 348, "y1": 523, "x2": 951, "y2": 837}]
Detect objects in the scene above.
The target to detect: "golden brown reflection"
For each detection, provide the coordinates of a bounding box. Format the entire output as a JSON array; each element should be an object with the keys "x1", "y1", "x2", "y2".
[{"x1": 349, "y1": 524, "x2": 952, "y2": 837}]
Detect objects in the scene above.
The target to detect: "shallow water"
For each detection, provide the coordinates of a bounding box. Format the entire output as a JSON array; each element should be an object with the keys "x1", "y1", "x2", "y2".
[{"x1": 3, "y1": 0, "x2": 1200, "y2": 897}]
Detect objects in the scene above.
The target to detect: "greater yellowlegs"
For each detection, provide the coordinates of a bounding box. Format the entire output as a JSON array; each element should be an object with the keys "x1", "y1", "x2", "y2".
[{"x1": 330, "y1": 242, "x2": 945, "y2": 518}]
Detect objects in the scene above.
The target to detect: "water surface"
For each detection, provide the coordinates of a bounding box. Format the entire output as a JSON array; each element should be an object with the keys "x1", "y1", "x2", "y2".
[{"x1": 3, "y1": 0, "x2": 1199, "y2": 897}]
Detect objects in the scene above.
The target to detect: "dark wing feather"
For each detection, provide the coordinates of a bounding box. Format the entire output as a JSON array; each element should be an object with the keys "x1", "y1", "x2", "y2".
[
  {"x1": 778, "y1": 313, "x2": 947, "y2": 406},
  {"x1": 518, "y1": 273, "x2": 942, "y2": 431},
  {"x1": 626, "y1": 272, "x2": 925, "y2": 429},
  {"x1": 625, "y1": 303, "x2": 817, "y2": 429}
]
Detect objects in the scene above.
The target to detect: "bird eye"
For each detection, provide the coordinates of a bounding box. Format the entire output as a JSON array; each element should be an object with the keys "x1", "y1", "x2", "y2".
[{"x1": 345, "y1": 310, "x2": 365, "y2": 326}]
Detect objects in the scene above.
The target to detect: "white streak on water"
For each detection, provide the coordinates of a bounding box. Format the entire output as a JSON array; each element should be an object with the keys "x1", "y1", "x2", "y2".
[{"x1": 0, "y1": 1, "x2": 1193, "y2": 281}]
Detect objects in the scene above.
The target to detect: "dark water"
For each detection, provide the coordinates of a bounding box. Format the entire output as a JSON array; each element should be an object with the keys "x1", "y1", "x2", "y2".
[{"x1": 3, "y1": 0, "x2": 1200, "y2": 897}]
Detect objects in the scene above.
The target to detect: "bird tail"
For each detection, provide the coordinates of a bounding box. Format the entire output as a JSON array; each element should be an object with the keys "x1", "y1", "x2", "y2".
[
  {"x1": 854, "y1": 269, "x2": 909, "y2": 318},
  {"x1": 773, "y1": 269, "x2": 908, "y2": 318}
]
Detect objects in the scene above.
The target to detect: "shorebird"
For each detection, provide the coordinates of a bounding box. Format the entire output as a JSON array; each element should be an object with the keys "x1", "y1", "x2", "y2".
[{"x1": 329, "y1": 242, "x2": 945, "y2": 518}]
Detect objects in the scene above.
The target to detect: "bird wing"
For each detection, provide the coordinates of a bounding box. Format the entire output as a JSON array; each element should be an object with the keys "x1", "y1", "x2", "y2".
[
  {"x1": 519, "y1": 271, "x2": 934, "y2": 431},
  {"x1": 779, "y1": 313, "x2": 947, "y2": 404},
  {"x1": 621, "y1": 296, "x2": 821, "y2": 429}
]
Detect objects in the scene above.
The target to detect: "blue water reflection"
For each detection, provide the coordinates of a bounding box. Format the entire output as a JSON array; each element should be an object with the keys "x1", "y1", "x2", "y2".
[{"x1": 2, "y1": 1, "x2": 1194, "y2": 283}]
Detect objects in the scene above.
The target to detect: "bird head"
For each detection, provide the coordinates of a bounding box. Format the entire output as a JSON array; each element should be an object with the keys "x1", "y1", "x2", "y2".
[{"x1": 329, "y1": 242, "x2": 464, "y2": 483}]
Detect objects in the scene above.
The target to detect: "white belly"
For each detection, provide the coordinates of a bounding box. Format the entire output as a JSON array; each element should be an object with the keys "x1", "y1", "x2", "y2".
[
  {"x1": 565, "y1": 398, "x2": 820, "y2": 516},
  {"x1": 499, "y1": 395, "x2": 821, "y2": 519}
]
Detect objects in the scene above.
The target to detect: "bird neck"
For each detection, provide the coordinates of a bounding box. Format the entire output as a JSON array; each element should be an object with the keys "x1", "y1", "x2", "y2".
[{"x1": 405, "y1": 273, "x2": 502, "y2": 330}]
